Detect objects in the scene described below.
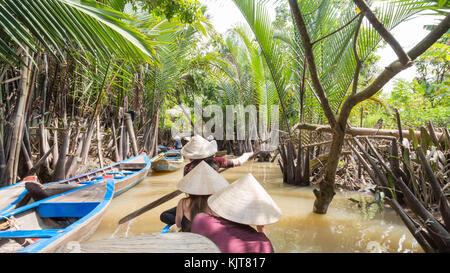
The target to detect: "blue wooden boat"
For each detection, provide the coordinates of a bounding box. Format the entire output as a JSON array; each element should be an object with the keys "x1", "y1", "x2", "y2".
[
  {"x1": 0, "y1": 154, "x2": 151, "y2": 215},
  {"x1": 150, "y1": 150, "x2": 183, "y2": 172},
  {"x1": 0, "y1": 179, "x2": 114, "y2": 253}
]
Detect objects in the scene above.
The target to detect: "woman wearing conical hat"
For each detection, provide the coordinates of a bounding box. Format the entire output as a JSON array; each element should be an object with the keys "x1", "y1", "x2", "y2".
[
  {"x1": 172, "y1": 161, "x2": 229, "y2": 232},
  {"x1": 181, "y1": 135, "x2": 254, "y2": 175},
  {"x1": 191, "y1": 173, "x2": 282, "y2": 253},
  {"x1": 160, "y1": 135, "x2": 254, "y2": 227}
]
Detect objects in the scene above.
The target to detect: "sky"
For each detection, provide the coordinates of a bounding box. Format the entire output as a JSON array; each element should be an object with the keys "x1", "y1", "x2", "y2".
[{"x1": 199, "y1": 0, "x2": 443, "y2": 94}]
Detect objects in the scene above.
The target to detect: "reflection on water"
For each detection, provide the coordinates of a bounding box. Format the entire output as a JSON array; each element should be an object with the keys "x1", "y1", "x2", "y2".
[{"x1": 88, "y1": 161, "x2": 423, "y2": 253}]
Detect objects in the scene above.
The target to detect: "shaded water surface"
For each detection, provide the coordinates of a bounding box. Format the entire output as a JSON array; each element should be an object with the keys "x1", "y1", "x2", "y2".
[{"x1": 88, "y1": 161, "x2": 422, "y2": 253}]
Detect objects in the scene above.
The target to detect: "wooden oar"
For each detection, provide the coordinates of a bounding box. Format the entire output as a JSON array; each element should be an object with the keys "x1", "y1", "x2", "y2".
[
  {"x1": 117, "y1": 150, "x2": 264, "y2": 225},
  {"x1": 118, "y1": 189, "x2": 183, "y2": 225},
  {"x1": 118, "y1": 167, "x2": 230, "y2": 225}
]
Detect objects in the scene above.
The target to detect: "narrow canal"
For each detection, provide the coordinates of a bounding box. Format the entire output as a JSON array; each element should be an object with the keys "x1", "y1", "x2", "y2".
[{"x1": 87, "y1": 161, "x2": 422, "y2": 253}]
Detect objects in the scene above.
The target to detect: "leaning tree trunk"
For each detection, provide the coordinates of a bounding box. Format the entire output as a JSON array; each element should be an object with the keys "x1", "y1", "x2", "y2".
[{"x1": 312, "y1": 127, "x2": 345, "y2": 213}]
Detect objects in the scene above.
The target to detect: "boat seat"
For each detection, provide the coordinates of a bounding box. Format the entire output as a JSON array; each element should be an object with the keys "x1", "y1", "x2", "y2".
[
  {"x1": 113, "y1": 176, "x2": 126, "y2": 179},
  {"x1": 79, "y1": 181, "x2": 97, "y2": 184},
  {"x1": 106, "y1": 171, "x2": 134, "y2": 175},
  {"x1": 37, "y1": 202, "x2": 100, "y2": 218},
  {"x1": 0, "y1": 229, "x2": 64, "y2": 238}
]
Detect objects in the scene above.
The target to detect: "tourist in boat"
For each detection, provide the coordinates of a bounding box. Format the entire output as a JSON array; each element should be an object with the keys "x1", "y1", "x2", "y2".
[
  {"x1": 206, "y1": 134, "x2": 218, "y2": 151},
  {"x1": 191, "y1": 173, "x2": 282, "y2": 253},
  {"x1": 171, "y1": 161, "x2": 229, "y2": 232},
  {"x1": 181, "y1": 134, "x2": 254, "y2": 175},
  {"x1": 160, "y1": 135, "x2": 254, "y2": 227},
  {"x1": 173, "y1": 135, "x2": 183, "y2": 150}
]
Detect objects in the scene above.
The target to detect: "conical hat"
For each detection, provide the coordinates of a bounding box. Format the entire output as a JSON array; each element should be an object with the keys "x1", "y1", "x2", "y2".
[
  {"x1": 181, "y1": 135, "x2": 217, "y2": 159},
  {"x1": 208, "y1": 173, "x2": 282, "y2": 226},
  {"x1": 176, "y1": 161, "x2": 229, "y2": 195}
]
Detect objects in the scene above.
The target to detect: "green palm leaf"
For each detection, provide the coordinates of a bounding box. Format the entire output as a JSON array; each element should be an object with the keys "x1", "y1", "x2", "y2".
[{"x1": 0, "y1": 0, "x2": 158, "y2": 65}]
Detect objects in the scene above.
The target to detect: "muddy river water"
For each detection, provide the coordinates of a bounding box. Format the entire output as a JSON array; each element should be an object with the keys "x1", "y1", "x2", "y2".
[{"x1": 87, "y1": 161, "x2": 423, "y2": 253}]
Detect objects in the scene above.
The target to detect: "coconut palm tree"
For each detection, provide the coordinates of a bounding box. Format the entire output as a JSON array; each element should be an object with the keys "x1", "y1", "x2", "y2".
[{"x1": 233, "y1": 0, "x2": 449, "y2": 213}]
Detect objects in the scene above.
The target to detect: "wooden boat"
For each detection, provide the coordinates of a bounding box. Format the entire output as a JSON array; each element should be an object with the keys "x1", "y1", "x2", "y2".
[
  {"x1": 150, "y1": 150, "x2": 183, "y2": 172},
  {"x1": 0, "y1": 182, "x2": 28, "y2": 214},
  {"x1": 0, "y1": 179, "x2": 114, "y2": 253},
  {"x1": 0, "y1": 154, "x2": 151, "y2": 214},
  {"x1": 79, "y1": 232, "x2": 221, "y2": 253}
]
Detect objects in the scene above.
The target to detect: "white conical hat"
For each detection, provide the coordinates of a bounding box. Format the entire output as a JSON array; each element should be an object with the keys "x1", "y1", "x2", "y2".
[
  {"x1": 181, "y1": 135, "x2": 217, "y2": 159},
  {"x1": 176, "y1": 161, "x2": 229, "y2": 195},
  {"x1": 207, "y1": 173, "x2": 282, "y2": 226}
]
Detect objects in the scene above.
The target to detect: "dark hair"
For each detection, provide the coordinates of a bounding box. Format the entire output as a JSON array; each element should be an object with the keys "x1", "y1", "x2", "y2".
[{"x1": 186, "y1": 195, "x2": 210, "y2": 232}]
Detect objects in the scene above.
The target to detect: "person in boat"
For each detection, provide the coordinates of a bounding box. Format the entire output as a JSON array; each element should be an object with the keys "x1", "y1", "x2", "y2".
[
  {"x1": 172, "y1": 161, "x2": 229, "y2": 232},
  {"x1": 206, "y1": 135, "x2": 218, "y2": 151},
  {"x1": 174, "y1": 135, "x2": 183, "y2": 150},
  {"x1": 181, "y1": 134, "x2": 253, "y2": 175},
  {"x1": 159, "y1": 135, "x2": 254, "y2": 227},
  {"x1": 191, "y1": 173, "x2": 282, "y2": 253}
]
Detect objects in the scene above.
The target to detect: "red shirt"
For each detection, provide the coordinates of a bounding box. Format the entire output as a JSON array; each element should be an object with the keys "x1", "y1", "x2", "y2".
[{"x1": 191, "y1": 213, "x2": 274, "y2": 253}]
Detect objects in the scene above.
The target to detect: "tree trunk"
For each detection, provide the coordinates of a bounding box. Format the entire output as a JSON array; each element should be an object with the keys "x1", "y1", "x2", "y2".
[
  {"x1": 111, "y1": 119, "x2": 120, "y2": 162},
  {"x1": 124, "y1": 113, "x2": 138, "y2": 156},
  {"x1": 96, "y1": 115, "x2": 104, "y2": 168},
  {"x1": 120, "y1": 118, "x2": 128, "y2": 160},
  {"x1": 312, "y1": 127, "x2": 344, "y2": 214},
  {"x1": 53, "y1": 128, "x2": 71, "y2": 181},
  {"x1": 1, "y1": 50, "x2": 31, "y2": 185},
  {"x1": 80, "y1": 120, "x2": 95, "y2": 165}
]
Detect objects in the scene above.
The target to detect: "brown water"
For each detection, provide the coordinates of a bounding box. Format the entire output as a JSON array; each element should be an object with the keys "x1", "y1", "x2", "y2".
[{"x1": 87, "y1": 161, "x2": 423, "y2": 253}]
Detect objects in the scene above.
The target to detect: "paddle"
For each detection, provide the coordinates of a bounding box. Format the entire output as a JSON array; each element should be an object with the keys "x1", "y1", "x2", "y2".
[
  {"x1": 118, "y1": 167, "x2": 229, "y2": 225},
  {"x1": 118, "y1": 189, "x2": 183, "y2": 225}
]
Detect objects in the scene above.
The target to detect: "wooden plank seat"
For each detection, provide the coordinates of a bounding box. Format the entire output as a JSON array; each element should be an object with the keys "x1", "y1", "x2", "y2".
[
  {"x1": 37, "y1": 202, "x2": 100, "y2": 218},
  {"x1": 118, "y1": 163, "x2": 147, "y2": 170},
  {"x1": 0, "y1": 229, "x2": 63, "y2": 238},
  {"x1": 106, "y1": 171, "x2": 135, "y2": 175},
  {"x1": 112, "y1": 176, "x2": 127, "y2": 179}
]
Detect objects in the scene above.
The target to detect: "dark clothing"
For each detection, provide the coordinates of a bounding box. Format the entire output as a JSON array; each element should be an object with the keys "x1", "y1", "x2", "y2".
[
  {"x1": 174, "y1": 139, "x2": 182, "y2": 149},
  {"x1": 160, "y1": 207, "x2": 176, "y2": 226},
  {"x1": 192, "y1": 213, "x2": 274, "y2": 253},
  {"x1": 159, "y1": 207, "x2": 191, "y2": 231},
  {"x1": 183, "y1": 156, "x2": 233, "y2": 175},
  {"x1": 180, "y1": 215, "x2": 191, "y2": 232}
]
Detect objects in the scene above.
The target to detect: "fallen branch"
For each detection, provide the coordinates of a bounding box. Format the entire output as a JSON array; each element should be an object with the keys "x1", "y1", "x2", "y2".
[{"x1": 293, "y1": 123, "x2": 444, "y2": 141}]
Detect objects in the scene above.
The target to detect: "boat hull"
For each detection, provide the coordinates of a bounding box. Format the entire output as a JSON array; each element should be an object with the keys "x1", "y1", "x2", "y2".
[
  {"x1": 0, "y1": 154, "x2": 151, "y2": 212},
  {"x1": 151, "y1": 158, "x2": 183, "y2": 172},
  {"x1": 0, "y1": 180, "x2": 114, "y2": 253},
  {"x1": 150, "y1": 150, "x2": 183, "y2": 172}
]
